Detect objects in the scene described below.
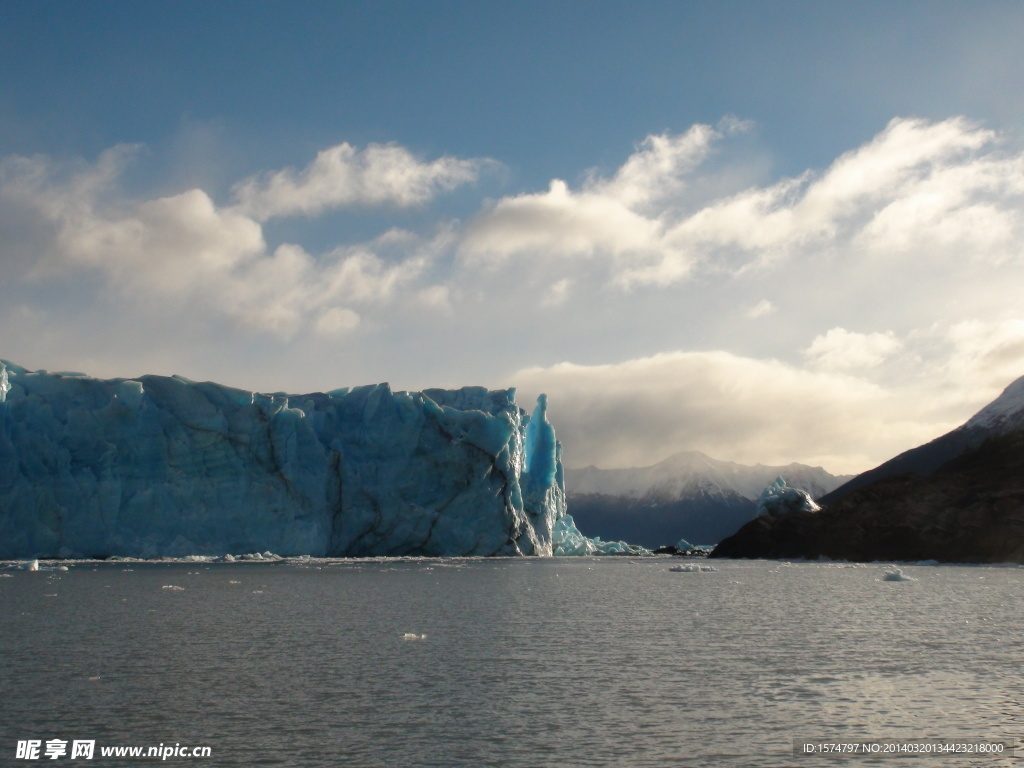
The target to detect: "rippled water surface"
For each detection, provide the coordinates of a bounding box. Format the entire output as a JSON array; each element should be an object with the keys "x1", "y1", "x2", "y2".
[{"x1": 2, "y1": 558, "x2": 1022, "y2": 767}]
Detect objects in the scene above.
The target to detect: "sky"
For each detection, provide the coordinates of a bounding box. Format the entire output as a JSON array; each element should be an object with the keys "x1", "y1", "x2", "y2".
[{"x1": 2, "y1": 1, "x2": 1024, "y2": 475}]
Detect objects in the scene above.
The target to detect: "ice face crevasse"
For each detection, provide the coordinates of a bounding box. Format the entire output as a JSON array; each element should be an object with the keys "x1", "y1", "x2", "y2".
[
  {"x1": 0, "y1": 361, "x2": 570, "y2": 558},
  {"x1": 523, "y1": 393, "x2": 648, "y2": 556},
  {"x1": 520, "y1": 393, "x2": 568, "y2": 555}
]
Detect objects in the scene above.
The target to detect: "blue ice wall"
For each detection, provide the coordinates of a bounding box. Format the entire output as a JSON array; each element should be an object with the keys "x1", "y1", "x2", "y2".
[{"x1": 0, "y1": 361, "x2": 567, "y2": 558}]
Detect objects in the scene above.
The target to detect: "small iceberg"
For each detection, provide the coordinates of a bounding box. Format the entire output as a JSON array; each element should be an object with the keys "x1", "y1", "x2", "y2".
[
  {"x1": 161, "y1": 585, "x2": 185, "y2": 591},
  {"x1": 401, "y1": 633, "x2": 427, "y2": 641},
  {"x1": 6, "y1": 559, "x2": 70, "y2": 572},
  {"x1": 881, "y1": 567, "x2": 915, "y2": 582},
  {"x1": 756, "y1": 477, "x2": 820, "y2": 518},
  {"x1": 669, "y1": 564, "x2": 718, "y2": 573}
]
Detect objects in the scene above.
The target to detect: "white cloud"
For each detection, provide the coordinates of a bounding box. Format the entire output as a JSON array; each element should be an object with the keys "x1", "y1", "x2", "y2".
[
  {"x1": 940, "y1": 318, "x2": 1024, "y2": 390},
  {"x1": 0, "y1": 146, "x2": 453, "y2": 340},
  {"x1": 543, "y1": 278, "x2": 572, "y2": 307},
  {"x1": 414, "y1": 285, "x2": 452, "y2": 313},
  {"x1": 458, "y1": 178, "x2": 668, "y2": 268},
  {"x1": 622, "y1": 117, "x2": 1024, "y2": 285},
  {"x1": 315, "y1": 307, "x2": 361, "y2": 337},
  {"x1": 511, "y1": 350, "x2": 951, "y2": 475},
  {"x1": 232, "y1": 142, "x2": 490, "y2": 221},
  {"x1": 591, "y1": 123, "x2": 722, "y2": 212},
  {"x1": 746, "y1": 299, "x2": 775, "y2": 319},
  {"x1": 458, "y1": 116, "x2": 1024, "y2": 295},
  {"x1": 60, "y1": 188, "x2": 266, "y2": 294},
  {"x1": 457, "y1": 122, "x2": 744, "y2": 277},
  {"x1": 315, "y1": 245, "x2": 424, "y2": 305},
  {"x1": 804, "y1": 328, "x2": 903, "y2": 372}
]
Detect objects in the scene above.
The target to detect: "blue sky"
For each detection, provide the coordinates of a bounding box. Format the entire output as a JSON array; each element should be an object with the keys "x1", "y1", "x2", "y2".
[{"x1": 3, "y1": 1, "x2": 1024, "y2": 473}]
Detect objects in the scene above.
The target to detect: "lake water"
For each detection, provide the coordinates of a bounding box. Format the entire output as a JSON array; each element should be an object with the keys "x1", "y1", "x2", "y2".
[{"x1": 1, "y1": 557, "x2": 1021, "y2": 767}]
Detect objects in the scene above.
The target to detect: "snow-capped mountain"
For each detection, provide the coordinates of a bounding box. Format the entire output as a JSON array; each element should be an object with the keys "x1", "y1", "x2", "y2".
[
  {"x1": 568, "y1": 450, "x2": 847, "y2": 501},
  {"x1": 565, "y1": 451, "x2": 851, "y2": 547},
  {"x1": 962, "y1": 374, "x2": 1024, "y2": 434},
  {"x1": 822, "y1": 373, "x2": 1024, "y2": 504}
]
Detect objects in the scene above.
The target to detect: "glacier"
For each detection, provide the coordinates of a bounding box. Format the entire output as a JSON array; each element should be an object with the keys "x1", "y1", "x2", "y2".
[{"x1": 0, "y1": 360, "x2": 589, "y2": 559}]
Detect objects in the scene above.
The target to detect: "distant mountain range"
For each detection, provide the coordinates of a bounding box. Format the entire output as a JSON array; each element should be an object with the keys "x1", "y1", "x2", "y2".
[
  {"x1": 565, "y1": 451, "x2": 852, "y2": 547},
  {"x1": 712, "y1": 375, "x2": 1024, "y2": 563}
]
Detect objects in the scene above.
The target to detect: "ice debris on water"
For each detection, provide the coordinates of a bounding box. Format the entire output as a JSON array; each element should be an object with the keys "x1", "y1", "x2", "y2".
[
  {"x1": 402, "y1": 633, "x2": 427, "y2": 641},
  {"x1": 669, "y1": 564, "x2": 718, "y2": 573},
  {"x1": 756, "y1": 476, "x2": 821, "y2": 518},
  {"x1": 5, "y1": 559, "x2": 68, "y2": 571},
  {"x1": 552, "y1": 515, "x2": 648, "y2": 556},
  {"x1": 881, "y1": 567, "x2": 916, "y2": 582},
  {"x1": 161, "y1": 585, "x2": 185, "y2": 591}
]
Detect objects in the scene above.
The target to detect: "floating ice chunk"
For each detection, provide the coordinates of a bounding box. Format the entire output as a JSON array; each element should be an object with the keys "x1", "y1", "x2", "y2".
[
  {"x1": 675, "y1": 537, "x2": 694, "y2": 551},
  {"x1": 402, "y1": 633, "x2": 427, "y2": 640},
  {"x1": 551, "y1": 515, "x2": 596, "y2": 556},
  {"x1": 551, "y1": 514, "x2": 647, "y2": 556},
  {"x1": 17, "y1": 559, "x2": 39, "y2": 571},
  {"x1": 162, "y1": 585, "x2": 185, "y2": 591},
  {"x1": 756, "y1": 476, "x2": 821, "y2": 518},
  {"x1": 669, "y1": 564, "x2": 718, "y2": 573},
  {"x1": 237, "y1": 551, "x2": 281, "y2": 561},
  {"x1": 881, "y1": 567, "x2": 915, "y2": 582}
]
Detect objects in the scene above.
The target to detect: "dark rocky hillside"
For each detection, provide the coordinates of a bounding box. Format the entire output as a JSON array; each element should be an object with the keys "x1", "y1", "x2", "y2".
[{"x1": 711, "y1": 430, "x2": 1024, "y2": 563}]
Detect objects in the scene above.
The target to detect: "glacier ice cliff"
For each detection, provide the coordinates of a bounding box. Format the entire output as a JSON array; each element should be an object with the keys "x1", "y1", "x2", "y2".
[{"x1": 0, "y1": 361, "x2": 575, "y2": 558}]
